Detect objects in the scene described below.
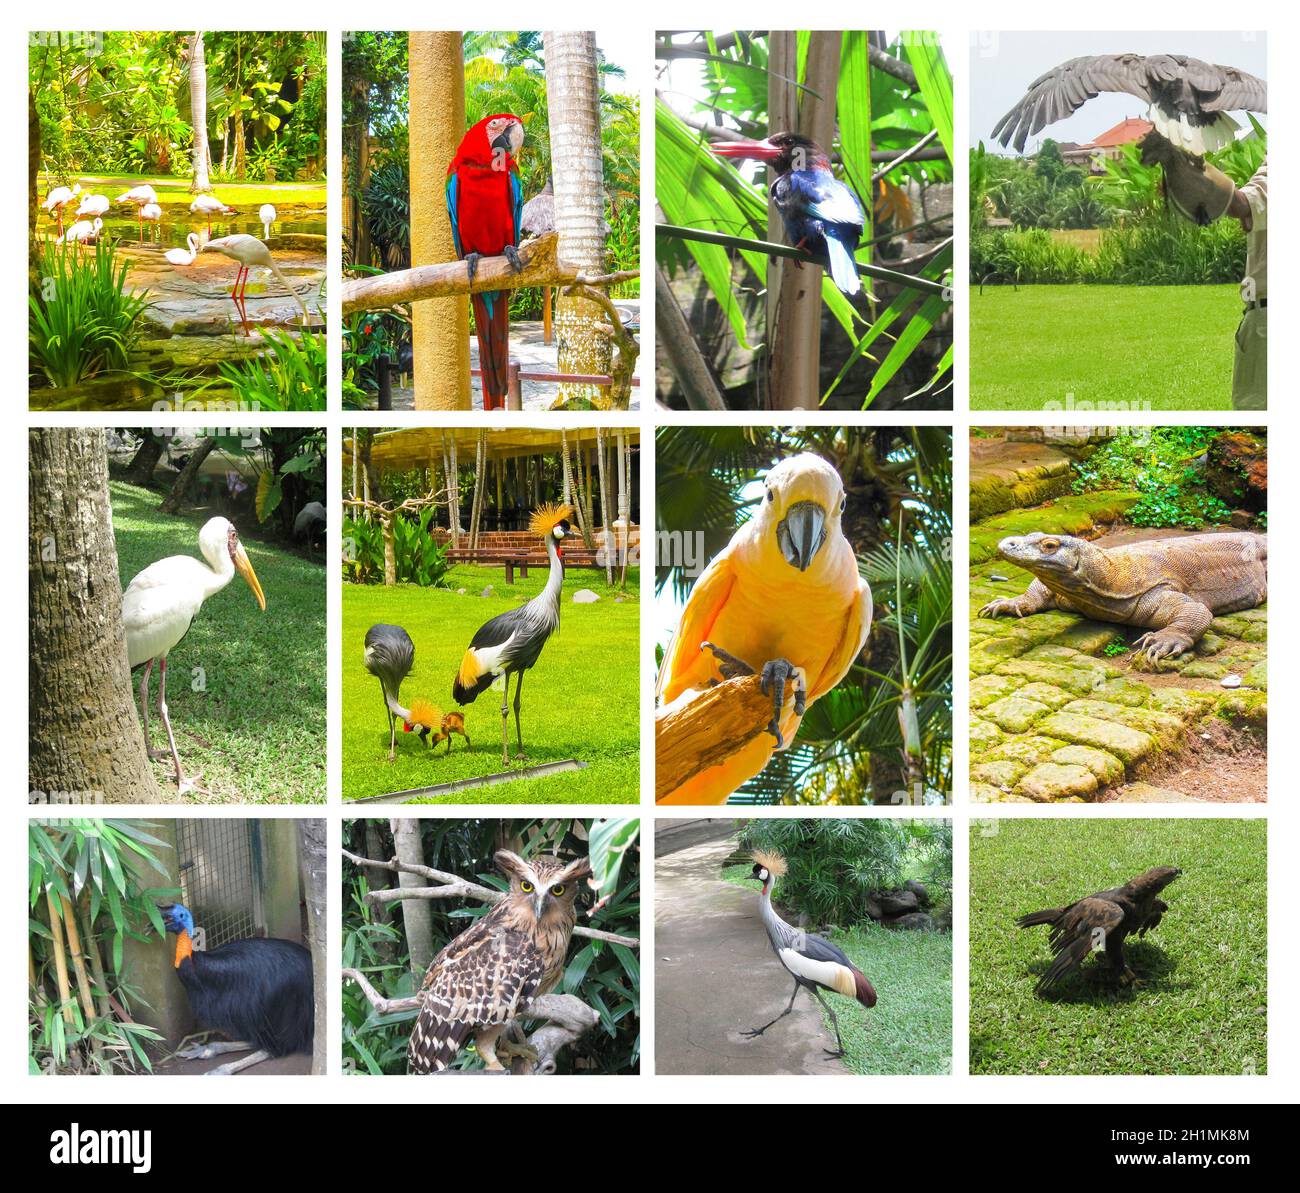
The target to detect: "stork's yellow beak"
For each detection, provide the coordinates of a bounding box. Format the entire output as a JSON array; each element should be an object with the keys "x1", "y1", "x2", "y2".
[{"x1": 234, "y1": 543, "x2": 267, "y2": 610}]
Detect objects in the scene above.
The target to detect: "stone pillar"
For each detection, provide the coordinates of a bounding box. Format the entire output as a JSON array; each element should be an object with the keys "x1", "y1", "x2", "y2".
[{"x1": 410, "y1": 32, "x2": 470, "y2": 410}]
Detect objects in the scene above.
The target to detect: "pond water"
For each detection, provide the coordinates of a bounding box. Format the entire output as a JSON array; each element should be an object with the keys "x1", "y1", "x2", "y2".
[{"x1": 97, "y1": 203, "x2": 326, "y2": 245}]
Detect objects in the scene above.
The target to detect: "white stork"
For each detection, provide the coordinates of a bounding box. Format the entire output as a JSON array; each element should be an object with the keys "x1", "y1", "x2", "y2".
[{"x1": 122, "y1": 516, "x2": 266, "y2": 792}]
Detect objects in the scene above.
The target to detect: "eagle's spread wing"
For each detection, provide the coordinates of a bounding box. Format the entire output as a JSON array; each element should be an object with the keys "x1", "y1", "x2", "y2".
[
  {"x1": 992, "y1": 53, "x2": 1267, "y2": 152},
  {"x1": 1035, "y1": 896, "x2": 1126, "y2": 992},
  {"x1": 407, "y1": 908, "x2": 545, "y2": 1073}
]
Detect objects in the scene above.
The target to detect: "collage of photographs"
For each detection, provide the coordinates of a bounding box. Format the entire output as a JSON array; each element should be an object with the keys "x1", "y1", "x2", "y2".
[{"x1": 15, "y1": 19, "x2": 1285, "y2": 1130}]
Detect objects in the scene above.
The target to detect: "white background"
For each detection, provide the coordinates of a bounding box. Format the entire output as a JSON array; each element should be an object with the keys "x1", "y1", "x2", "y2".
[{"x1": 5, "y1": 4, "x2": 1294, "y2": 1107}]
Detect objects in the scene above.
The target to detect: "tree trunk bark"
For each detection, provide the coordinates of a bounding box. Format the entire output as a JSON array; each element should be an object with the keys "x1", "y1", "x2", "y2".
[
  {"x1": 29, "y1": 429, "x2": 159, "y2": 802},
  {"x1": 295, "y1": 818, "x2": 328, "y2": 1075},
  {"x1": 390, "y1": 818, "x2": 435, "y2": 977},
  {"x1": 188, "y1": 32, "x2": 211, "y2": 193},
  {"x1": 410, "y1": 32, "x2": 470, "y2": 410},
  {"x1": 346, "y1": 76, "x2": 373, "y2": 268},
  {"x1": 768, "y1": 32, "x2": 841, "y2": 410},
  {"x1": 543, "y1": 31, "x2": 613, "y2": 409},
  {"x1": 159, "y1": 436, "x2": 216, "y2": 515},
  {"x1": 125, "y1": 433, "x2": 167, "y2": 486},
  {"x1": 29, "y1": 87, "x2": 40, "y2": 279}
]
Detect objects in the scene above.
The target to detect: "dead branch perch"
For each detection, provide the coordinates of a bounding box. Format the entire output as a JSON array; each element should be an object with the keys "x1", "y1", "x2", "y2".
[
  {"x1": 341, "y1": 848, "x2": 639, "y2": 948},
  {"x1": 341, "y1": 231, "x2": 640, "y2": 315},
  {"x1": 655, "y1": 674, "x2": 782, "y2": 801},
  {"x1": 557, "y1": 281, "x2": 640, "y2": 410}
]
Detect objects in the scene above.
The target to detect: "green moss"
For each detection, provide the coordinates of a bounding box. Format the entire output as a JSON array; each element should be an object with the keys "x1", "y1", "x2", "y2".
[{"x1": 970, "y1": 491, "x2": 1141, "y2": 564}]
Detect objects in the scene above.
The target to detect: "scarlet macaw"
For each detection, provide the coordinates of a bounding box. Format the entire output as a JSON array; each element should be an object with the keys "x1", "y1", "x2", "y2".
[
  {"x1": 655, "y1": 453, "x2": 872, "y2": 804},
  {"x1": 712, "y1": 132, "x2": 865, "y2": 296},
  {"x1": 446, "y1": 114, "x2": 526, "y2": 409}
]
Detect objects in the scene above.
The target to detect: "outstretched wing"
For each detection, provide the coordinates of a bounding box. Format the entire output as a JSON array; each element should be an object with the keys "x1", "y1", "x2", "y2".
[
  {"x1": 407, "y1": 909, "x2": 544, "y2": 1073},
  {"x1": 993, "y1": 54, "x2": 1157, "y2": 151},
  {"x1": 1034, "y1": 896, "x2": 1126, "y2": 993}
]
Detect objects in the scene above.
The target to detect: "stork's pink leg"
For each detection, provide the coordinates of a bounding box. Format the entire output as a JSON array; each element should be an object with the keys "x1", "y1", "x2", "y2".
[
  {"x1": 137, "y1": 210, "x2": 143, "y2": 244},
  {"x1": 137, "y1": 657, "x2": 170, "y2": 760}
]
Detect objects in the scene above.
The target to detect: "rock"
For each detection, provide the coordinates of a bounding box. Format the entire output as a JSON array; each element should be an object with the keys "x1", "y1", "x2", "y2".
[
  {"x1": 1229, "y1": 509, "x2": 1255, "y2": 530},
  {"x1": 969, "y1": 718, "x2": 1004, "y2": 754},
  {"x1": 931, "y1": 907, "x2": 953, "y2": 931},
  {"x1": 1221, "y1": 674, "x2": 1242, "y2": 689},
  {"x1": 573, "y1": 589, "x2": 600, "y2": 604},
  {"x1": 985, "y1": 734, "x2": 1069, "y2": 766},
  {"x1": 1016, "y1": 762, "x2": 1099, "y2": 802},
  {"x1": 875, "y1": 890, "x2": 919, "y2": 916},
  {"x1": 904, "y1": 879, "x2": 931, "y2": 907},
  {"x1": 864, "y1": 896, "x2": 883, "y2": 921},
  {"x1": 982, "y1": 694, "x2": 1051, "y2": 734},
  {"x1": 970, "y1": 673, "x2": 1025, "y2": 709},
  {"x1": 481, "y1": 586, "x2": 495, "y2": 597},
  {"x1": 1036, "y1": 712, "x2": 1155, "y2": 766},
  {"x1": 1244, "y1": 662, "x2": 1267, "y2": 690},
  {"x1": 886, "y1": 912, "x2": 934, "y2": 931},
  {"x1": 1205, "y1": 430, "x2": 1267, "y2": 511},
  {"x1": 1050, "y1": 744, "x2": 1125, "y2": 785},
  {"x1": 989, "y1": 573, "x2": 1009, "y2": 582},
  {"x1": 972, "y1": 760, "x2": 1027, "y2": 789}
]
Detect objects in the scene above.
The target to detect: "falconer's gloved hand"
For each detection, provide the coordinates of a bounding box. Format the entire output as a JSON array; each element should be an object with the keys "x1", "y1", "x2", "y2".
[{"x1": 1139, "y1": 130, "x2": 1237, "y2": 226}]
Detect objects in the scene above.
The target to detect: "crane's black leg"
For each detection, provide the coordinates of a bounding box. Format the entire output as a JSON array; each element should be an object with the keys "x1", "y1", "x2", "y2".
[
  {"x1": 810, "y1": 987, "x2": 846, "y2": 1058},
  {"x1": 500, "y1": 674, "x2": 511, "y2": 767},
  {"x1": 742, "y1": 980, "x2": 801, "y2": 1038},
  {"x1": 512, "y1": 669, "x2": 526, "y2": 758}
]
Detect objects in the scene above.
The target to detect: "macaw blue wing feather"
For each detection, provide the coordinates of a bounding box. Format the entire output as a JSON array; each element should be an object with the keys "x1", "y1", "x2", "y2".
[
  {"x1": 445, "y1": 174, "x2": 463, "y2": 258},
  {"x1": 510, "y1": 172, "x2": 524, "y2": 247}
]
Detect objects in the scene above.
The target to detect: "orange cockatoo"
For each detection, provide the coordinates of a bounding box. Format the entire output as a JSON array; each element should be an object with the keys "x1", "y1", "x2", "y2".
[{"x1": 656, "y1": 452, "x2": 872, "y2": 804}]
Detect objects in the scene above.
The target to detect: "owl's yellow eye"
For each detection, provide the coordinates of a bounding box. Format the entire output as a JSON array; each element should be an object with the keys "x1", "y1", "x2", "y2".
[
  {"x1": 550, "y1": 884, "x2": 565, "y2": 897},
  {"x1": 520, "y1": 880, "x2": 534, "y2": 893}
]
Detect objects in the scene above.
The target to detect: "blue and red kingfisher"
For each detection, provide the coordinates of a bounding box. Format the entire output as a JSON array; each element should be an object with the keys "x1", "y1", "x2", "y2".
[{"x1": 712, "y1": 132, "x2": 865, "y2": 296}]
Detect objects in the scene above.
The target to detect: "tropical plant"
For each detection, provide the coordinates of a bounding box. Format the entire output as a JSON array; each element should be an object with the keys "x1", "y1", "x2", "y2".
[
  {"x1": 29, "y1": 819, "x2": 177, "y2": 1075},
  {"x1": 342, "y1": 509, "x2": 450, "y2": 587},
  {"x1": 216, "y1": 327, "x2": 326, "y2": 411},
  {"x1": 738, "y1": 818, "x2": 952, "y2": 926},
  {"x1": 29, "y1": 239, "x2": 150, "y2": 389}
]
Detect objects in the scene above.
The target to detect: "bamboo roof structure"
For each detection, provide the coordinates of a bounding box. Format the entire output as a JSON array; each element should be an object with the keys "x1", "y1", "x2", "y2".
[{"x1": 345, "y1": 425, "x2": 640, "y2": 474}]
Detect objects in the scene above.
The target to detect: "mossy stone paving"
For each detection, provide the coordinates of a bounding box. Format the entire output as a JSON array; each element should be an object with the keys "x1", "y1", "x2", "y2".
[{"x1": 969, "y1": 559, "x2": 1266, "y2": 803}]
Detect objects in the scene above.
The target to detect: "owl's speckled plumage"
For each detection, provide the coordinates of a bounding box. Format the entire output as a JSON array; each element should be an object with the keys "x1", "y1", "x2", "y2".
[{"x1": 407, "y1": 850, "x2": 590, "y2": 1073}]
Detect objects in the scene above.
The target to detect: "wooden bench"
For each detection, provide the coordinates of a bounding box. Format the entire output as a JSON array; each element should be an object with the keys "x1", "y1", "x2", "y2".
[{"x1": 444, "y1": 547, "x2": 606, "y2": 583}]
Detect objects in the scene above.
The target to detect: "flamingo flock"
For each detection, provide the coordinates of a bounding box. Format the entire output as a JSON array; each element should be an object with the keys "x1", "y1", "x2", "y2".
[{"x1": 40, "y1": 179, "x2": 312, "y2": 335}]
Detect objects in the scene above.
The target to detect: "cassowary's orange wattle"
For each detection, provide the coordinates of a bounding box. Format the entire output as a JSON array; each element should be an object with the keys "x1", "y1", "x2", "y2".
[
  {"x1": 160, "y1": 903, "x2": 313, "y2": 1075},
  {"x1": 446, "y1": 114, "x2": 526, "y2": 410}
]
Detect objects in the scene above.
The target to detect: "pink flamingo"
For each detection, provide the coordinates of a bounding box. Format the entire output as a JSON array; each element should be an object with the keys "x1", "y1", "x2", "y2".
[
  {"x1": 190, "y1": 193, "x2": 237, "y2": 237},
  {"x1": 115, "y1": 185, "x2": 159, "y2": 243},
  {"x1": 204, "y1": 234, "x2": 311, "y2": 336}
]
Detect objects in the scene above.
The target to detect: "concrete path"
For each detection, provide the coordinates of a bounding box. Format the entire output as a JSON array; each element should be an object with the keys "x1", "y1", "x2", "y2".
[{"x1": 655, "y1": 835, "x2": 847, "y2": 1075}]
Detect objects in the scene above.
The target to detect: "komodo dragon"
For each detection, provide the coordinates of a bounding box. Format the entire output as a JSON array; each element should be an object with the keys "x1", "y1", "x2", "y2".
[{"x1": 979, "y1": 531, "x2": 1266, "y2": 666}]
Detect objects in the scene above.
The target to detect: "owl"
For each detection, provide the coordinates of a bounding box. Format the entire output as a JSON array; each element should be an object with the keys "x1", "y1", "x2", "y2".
[{"x1": 407, "y1": 849, "x2": 591, "y2": 1073}]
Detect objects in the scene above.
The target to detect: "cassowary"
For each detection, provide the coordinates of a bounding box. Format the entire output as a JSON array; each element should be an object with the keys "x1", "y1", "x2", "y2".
[
  {"x1": 1017, "y1": 866, "x2": 1182, "y2": 993},
  {"x1": 364, "y1": 623, "x2": 468, "y2": 761},
  {"x1": 744, "y1": 851, "x2": 876, "y2": 1058},
  {"x1": 160, "y1": 903, "x2": 313, "y2": 1075},
  {"x1": 452, "y1": 504, "x2": 571, "y2": 766}
]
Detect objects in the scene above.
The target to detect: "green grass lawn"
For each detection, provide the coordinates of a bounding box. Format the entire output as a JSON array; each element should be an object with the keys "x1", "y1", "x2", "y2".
[
  {"x1": 971, "y1": 285, "x2": 1240, "y2": 411},
  {"x1": 970, "y1": 818, "x2": 1266, "y2": 1075},
  {"x1": 720, "y1": 865, "x2": 952, "y2": 1075},
  {"x1": 111, "y1": 481, "x2": 325, "y2": 802},
  {"x1": 342, "y1": 565, "x2": 639, "y2": 804}
]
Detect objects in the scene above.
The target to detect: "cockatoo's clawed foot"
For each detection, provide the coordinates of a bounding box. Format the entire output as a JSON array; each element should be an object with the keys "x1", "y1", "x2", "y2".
[
  {"x1": 764, "y1": 718, "x2": 785, "y2": 749},
  {"x1": 464, "y1": 252, "x2": 481, "y2": 285},
  {"x1": 760, "y1": 657, "x2": 806, "y2": 740},
  {"x1": 503, "y1": 245, "x2": 523, "y2": 273},
  {"x1": 702, "y1": 641, "x2": 755, "y2": 680}
]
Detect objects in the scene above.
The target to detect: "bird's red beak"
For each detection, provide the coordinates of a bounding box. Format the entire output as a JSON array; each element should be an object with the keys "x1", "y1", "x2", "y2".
[{"x1": 711, "y1": 139, "x2": 783, "y2": 162}]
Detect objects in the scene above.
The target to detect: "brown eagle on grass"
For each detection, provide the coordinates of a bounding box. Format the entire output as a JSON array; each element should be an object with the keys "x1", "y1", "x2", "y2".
[{"x1": 1017, "y1": 866, "x2": 1181, "y2": 993}]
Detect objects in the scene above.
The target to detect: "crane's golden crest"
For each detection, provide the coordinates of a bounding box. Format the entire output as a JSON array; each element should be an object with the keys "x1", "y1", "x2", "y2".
[
  {"x1": 406, "y1": 698, "x2": 441, "y2": 731},
  {"x1": 529, "y1": 503, "x2": 574, "y2": 538},
  {"x1": 751, "y1": 849, "x2": 788, "y2": 878}
]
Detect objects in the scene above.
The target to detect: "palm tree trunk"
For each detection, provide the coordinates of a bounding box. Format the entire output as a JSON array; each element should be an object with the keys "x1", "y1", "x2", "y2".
[
  {"x1": 29, "y1": 429, "x2": 158, "y2": 801},
  {"x1": 543, "y1": 32, "x2": 613, "y2": 408},
  {"x1": 295, "y1": 819, "x2": 329, "y2": 1075},
  {"x1": 188, "y1": 32, "x2": 211, "y2": 192}
]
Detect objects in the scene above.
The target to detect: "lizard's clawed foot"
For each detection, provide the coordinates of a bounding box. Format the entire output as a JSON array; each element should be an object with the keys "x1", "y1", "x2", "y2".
[
  {"x1": 703, "y1": 641, "x2": 755, "y2": 680},
  {"x1": 503, "y1": 244, "x2": 523, "y2": 273},
  {"x1": 760, "y1": 658, "x2": 806, "y2": 748},
  {"x1": 979, "y1": 598, "x2": 1023, "y2": 619},
  {"x1": 1131, "y1": 629, "x2": 1193, "y2": 670}
]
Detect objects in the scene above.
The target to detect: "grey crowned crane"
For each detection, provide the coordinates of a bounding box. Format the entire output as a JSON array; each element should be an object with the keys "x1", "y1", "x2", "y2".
[
  {"x1": 160, "y1": 903, "x2": 313, "y2": 1075},
  {"x1": 363, "y1": 623, "x2": 469, "y2": 762},
  {"x1": 744, "y1": 851, "x2": 877, "y2": 1058},
  {"x1": 453, "y1": 503, "x2": 572, "y2": 766}
]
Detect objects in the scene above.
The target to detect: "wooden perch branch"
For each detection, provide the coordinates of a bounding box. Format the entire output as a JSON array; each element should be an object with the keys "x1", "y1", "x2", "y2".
[
  {"x1": 341, "y1": 231, "x2": 640, "y2": 315},
  {"x1": 655, "y1": 674, "x2": 781, "y2": 801},
  {"x1": 341, "y1": 848, "x2": 640, "y2": 948},
  {"x1": 340, "y1": 974, "x2": 597, "y2": 1074}
]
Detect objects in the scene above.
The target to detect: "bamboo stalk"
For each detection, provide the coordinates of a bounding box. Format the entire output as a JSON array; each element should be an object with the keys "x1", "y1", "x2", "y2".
[{"x1": 44, "y1": 889, "x2": 75, "y2": 1027}]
